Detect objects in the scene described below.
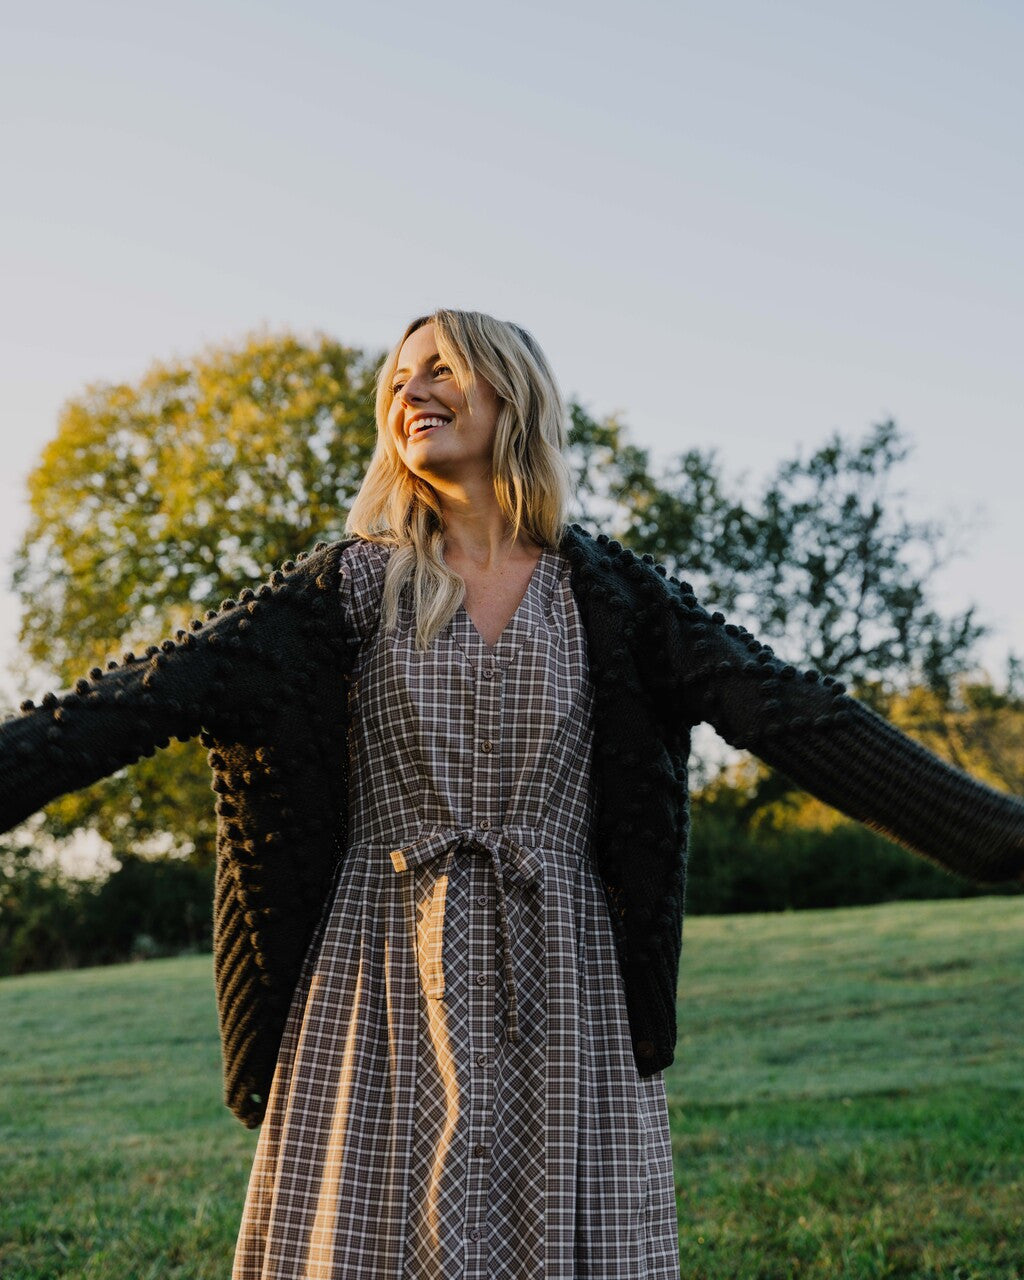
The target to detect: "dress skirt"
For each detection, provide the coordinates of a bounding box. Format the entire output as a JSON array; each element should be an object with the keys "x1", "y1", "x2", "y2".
[{"x1": 233, "y1": 542, "x2": 681, "y2": 1279}]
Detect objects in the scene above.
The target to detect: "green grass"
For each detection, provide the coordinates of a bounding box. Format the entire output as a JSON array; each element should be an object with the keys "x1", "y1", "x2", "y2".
[
  {"x1": 664, "y1": 898, "x2": 1024, "y2": 1278},
  {"x1": 1, "y1": 897, "x2": 1022, "y2": 1278}
]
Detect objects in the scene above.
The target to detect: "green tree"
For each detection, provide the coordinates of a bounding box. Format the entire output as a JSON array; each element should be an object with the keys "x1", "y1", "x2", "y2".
[
  {"x1": 877, "y1": 677, "x2": 1024, "y2": 796},
  {"x1": 570, "y1": 409, "x2": 985, "y2": 696},
  {"x1": 566, "y1": 402, "x2": 757, "y2": 610},
  {"x1": 12, "y1": 330, "x2": 380, "y2": 864},
  {"x1": 568, "y1": 406, "x2": 993, "y2": 818},
  {"x1": 12, "y1": 359, "x2": 990, "y2": 875},
  {"x1": 740, "y1": 420, "x2": 984, "y2": 694}
]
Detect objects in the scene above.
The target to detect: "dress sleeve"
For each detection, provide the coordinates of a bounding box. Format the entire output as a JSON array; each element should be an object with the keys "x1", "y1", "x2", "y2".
[{"x1": 665, "y1": 586, "x2": 1024, "y2": 885}]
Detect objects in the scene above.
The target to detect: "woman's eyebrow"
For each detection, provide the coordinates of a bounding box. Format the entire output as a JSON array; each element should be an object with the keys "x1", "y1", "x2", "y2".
[{"x1": 393, "y1": 352, "x2": 442, "y2": 376}]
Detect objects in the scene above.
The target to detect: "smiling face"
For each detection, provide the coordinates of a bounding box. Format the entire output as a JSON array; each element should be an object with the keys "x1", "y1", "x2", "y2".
[{"x1": 387, "y1": 323, "x2": 501, "y2": 487}]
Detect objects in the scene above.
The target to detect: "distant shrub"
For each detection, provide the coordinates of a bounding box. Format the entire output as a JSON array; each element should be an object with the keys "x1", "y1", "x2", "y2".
[
  {"x1": 77, "y1": 855, "x2": 213, "y2": 965},
  {"x1": 0, "y1": 848, "x2": 213, "y2": 976},
  {"x1": 686, "y1": 799, "x2": 1023, "y2": 914},
  {"x1": 0, "y1": 850, "x2": 84, "y2": 975}
]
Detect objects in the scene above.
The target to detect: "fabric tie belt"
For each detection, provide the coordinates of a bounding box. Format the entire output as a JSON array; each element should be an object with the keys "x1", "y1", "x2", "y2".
[{"x1": 389, "y1": 825, "x2": 542, "y2": 1044}]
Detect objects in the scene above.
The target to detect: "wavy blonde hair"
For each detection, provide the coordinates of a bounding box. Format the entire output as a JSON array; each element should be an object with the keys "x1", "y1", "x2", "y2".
[{"x1": 346, "y1": 309, "x2": 571, "y2": 648}]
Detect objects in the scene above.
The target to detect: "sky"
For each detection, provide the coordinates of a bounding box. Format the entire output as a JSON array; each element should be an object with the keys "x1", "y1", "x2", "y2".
[{"x1": 1, "y1": 0, "x2": 1022, "y2": 708}]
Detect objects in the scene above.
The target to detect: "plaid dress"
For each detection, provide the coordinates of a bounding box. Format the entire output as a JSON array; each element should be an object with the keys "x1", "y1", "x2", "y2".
[{"x1": 233, "y1": 541, "x2": 680, "y2": 1279}]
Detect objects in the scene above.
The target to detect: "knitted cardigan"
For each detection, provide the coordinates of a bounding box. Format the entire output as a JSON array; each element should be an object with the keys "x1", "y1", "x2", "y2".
[{"x1": 1, "y1": 525, "x2": 1022, "y2": 1129}]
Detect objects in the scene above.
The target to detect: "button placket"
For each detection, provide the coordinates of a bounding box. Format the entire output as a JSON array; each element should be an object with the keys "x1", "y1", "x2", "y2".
[
  {"x1": 463, "y1": 849, "x2": 495, "y2": 1271},
  {"x1": 464, "y1": 652, "x2": 503, "y2": 1267},
  {"x1": 470, "y1": 650, "x2": 501, "y2": 846}
]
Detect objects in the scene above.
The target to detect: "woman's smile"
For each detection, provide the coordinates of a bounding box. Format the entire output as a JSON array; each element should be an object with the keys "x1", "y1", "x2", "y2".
[{"x1": 406, "y1": 412, "x2": 452, "y2": 438}]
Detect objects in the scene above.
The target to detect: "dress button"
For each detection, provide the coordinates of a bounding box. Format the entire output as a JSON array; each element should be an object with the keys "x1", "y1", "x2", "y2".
[
  {"x1": 473, "y1": 1143, "x2": 488, "y2": 1157},
  {"x1": 481, "y1": 739, "x2": 493, "y2": 753},
  {"x1": 482, "y1": 669, "x2": 494, "y2": 680},
  {"x1": 475, "y1": 972, "x2": 488, "y2": 985},
  {"x1": 476, "y1": 1052, "x2": 489, "y2": 1066},
  {"x1": 478, "y1": 818, "x2": 491, "y2": 831},
  {"x1": 476, "y1": 895, "x2": 488, "y2": 907},
  {"x1": 469, "y1": 1229, "x2": 481, "y2": 1241}
]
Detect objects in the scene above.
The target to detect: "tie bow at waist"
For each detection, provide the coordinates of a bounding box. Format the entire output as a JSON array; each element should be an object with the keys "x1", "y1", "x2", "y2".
[{"x1": 389, "y1": 826, "x2": 542, "y2": 1044}]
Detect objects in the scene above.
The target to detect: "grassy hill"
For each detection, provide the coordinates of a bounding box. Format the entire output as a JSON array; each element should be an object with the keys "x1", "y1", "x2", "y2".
[{"x1": 1, "y1": 897, "x2": 1021, "y2": 1279}]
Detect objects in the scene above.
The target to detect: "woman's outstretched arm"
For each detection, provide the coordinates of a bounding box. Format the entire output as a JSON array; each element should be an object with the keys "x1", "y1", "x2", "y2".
[
  {"x1": 1, "y1": 633, "x2": 223, "y2": 834},
  {"x1": 666, "y1": 587, "x2": 1024, "y2": 885},
  {"x1": 0, "y1": 543, "x2": 348, "y2": 836}
]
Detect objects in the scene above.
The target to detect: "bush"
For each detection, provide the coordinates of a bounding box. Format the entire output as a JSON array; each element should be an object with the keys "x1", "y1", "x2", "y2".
[
  {"x1": 0, "y1": 850, "x2": 84, "y2": 975},
  {"x1": 0, "y1": 847, "x2": 213, "y2": 975},
  {"x1": 77, "y1": 855, "x2": 213, "y2": 965},
  {"x1": 685, "y1": 797, "x2": 1023, "y2": 914}
]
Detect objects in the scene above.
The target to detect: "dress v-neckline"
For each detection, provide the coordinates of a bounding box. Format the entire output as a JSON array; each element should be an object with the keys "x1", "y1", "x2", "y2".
[{"x1": 459, "y1": 548, "x2": 550, "y2": 653}]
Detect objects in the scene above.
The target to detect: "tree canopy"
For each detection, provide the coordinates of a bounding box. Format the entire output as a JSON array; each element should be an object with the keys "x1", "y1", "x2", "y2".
[
  {"x1": 8, "y1": 330, "x2": 1000, "y2": 865},
  {"x1": 12, "y1": 330, "x2": 379, "y2": 862},
  {"x1": 16, "y1": 330, "x2": 379, "y2": 675},
  {"x1": 567, "y1": 409, "x2": 985, "y2": 695}
]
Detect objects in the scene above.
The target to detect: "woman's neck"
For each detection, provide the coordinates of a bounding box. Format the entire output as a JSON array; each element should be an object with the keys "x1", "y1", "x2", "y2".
[{"x1": 435, "y1": 483, "x2": 536, "y2": 570}]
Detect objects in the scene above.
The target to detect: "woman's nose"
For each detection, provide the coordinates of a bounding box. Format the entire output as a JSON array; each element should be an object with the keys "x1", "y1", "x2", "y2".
[{"x1": 399, "y1": 373, "x2": 429, "y2": 404}]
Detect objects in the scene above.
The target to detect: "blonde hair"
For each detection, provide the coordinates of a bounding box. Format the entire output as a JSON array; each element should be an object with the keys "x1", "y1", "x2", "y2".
[{"x1": 346, "y1": 309, "x2": 571, "y2": 648}]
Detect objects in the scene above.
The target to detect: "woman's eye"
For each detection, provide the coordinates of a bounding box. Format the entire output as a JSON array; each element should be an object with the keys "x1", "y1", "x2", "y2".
[
  {"x1": 434, "y1": 364, "x2": 451, "y2": 377},
  {"x1": 391, "y1": 380, "x2": 405, "y2": 394}
]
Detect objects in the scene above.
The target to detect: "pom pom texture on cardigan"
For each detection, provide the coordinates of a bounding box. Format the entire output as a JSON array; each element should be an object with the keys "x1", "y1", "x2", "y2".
[{"x1": 1, "y1": 525, "x2": 1022, "y2": 1129}]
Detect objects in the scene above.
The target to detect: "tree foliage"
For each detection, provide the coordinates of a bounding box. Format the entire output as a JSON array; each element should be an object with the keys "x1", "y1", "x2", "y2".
[
  {"x1": 740, "y1": 422, "x2": 984, "y2": 693},
  {"x1": 9, "y1": 340, "x2": 999, "y2": 870},
  {"x1": 12, "y1": 330, "x2": 380, "y2": 863},
  {"x1": 566, "y1": 403, "x2": 755, "y2": 609},
  {"x1": 0, "y1": 838, "x2": 212, "y2": 975},
  {"x1": 876, "y1": 680, "x2": 1024, "y2": 796},
  {"x1": 568, "y1": 410, "x2": 985, "y2": 695},
  {"x1": 16, "y1": 329, "x2": 379, "y2": 673},
  {"x1": 707, "y1": 673, "x2": 1024, "y2": 838}
]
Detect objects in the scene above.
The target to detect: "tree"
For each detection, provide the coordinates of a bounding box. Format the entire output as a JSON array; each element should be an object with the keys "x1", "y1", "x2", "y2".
[
  {"x1": 570, "y1": 409, "x2": 985, "y2": 697},
  {"x1": 566, "y1": 403, "x2": 757, "y2": 611},
  {"x1": 567, "y1": 406, "x2": 994, "y2": 815},
  {"x1": 875, "y1": 677, "x2": 1024, "y2": 796},
  {"x1": 12, "y1": 330, "x2": 380, "y2": 864},
  {"x1": 12, "y1": 357, "x2": 990, "y2": 870},
  {"x1": 738, "y1": 420, "x2": 984, "y2": 695}
]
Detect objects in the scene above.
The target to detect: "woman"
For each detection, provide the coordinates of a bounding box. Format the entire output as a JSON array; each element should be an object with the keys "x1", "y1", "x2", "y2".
[{"x1": 2, "y1": 309, "x2": 1022, "y2": 1279}]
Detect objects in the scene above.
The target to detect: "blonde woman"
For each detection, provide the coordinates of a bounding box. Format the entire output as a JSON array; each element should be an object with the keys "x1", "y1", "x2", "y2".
[{"x1": 2, "y1": 309, "x2": 1022, "y2": 1279}]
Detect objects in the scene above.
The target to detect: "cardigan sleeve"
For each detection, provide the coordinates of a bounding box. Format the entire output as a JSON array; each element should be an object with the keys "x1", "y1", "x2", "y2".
[
  {"x1": 0, "y1": 543, "x2": 348, "y2": 837},
  {"x1": 667, "y1": 588, "x2": 1024, "y2": 886}
]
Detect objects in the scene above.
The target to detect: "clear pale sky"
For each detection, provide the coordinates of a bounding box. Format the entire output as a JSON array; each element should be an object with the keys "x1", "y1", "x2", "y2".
[{"x1": 2, "y1": 0, "x2": 1021, "y2": 707}]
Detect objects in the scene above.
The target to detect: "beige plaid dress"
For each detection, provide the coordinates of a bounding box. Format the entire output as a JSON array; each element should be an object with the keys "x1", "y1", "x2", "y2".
[{"x1": 233, "y1": 540, "x2": 680, "y2": 1279}]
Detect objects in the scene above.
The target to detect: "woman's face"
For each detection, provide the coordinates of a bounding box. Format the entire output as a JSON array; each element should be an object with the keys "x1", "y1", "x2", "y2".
[{"x1": 387, "y1": 323, "x2": 500, "y2": 486}]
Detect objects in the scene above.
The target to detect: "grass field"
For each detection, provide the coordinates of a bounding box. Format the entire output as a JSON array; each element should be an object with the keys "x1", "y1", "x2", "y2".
[{"x1": 1, "y1": 896, "x2": 1022, "y2": 1279}]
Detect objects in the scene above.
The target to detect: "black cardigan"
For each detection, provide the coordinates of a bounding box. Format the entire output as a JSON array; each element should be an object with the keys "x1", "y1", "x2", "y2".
[{"x1": 2, "y1": 525, "x2": 1022, "y2": 1128}]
